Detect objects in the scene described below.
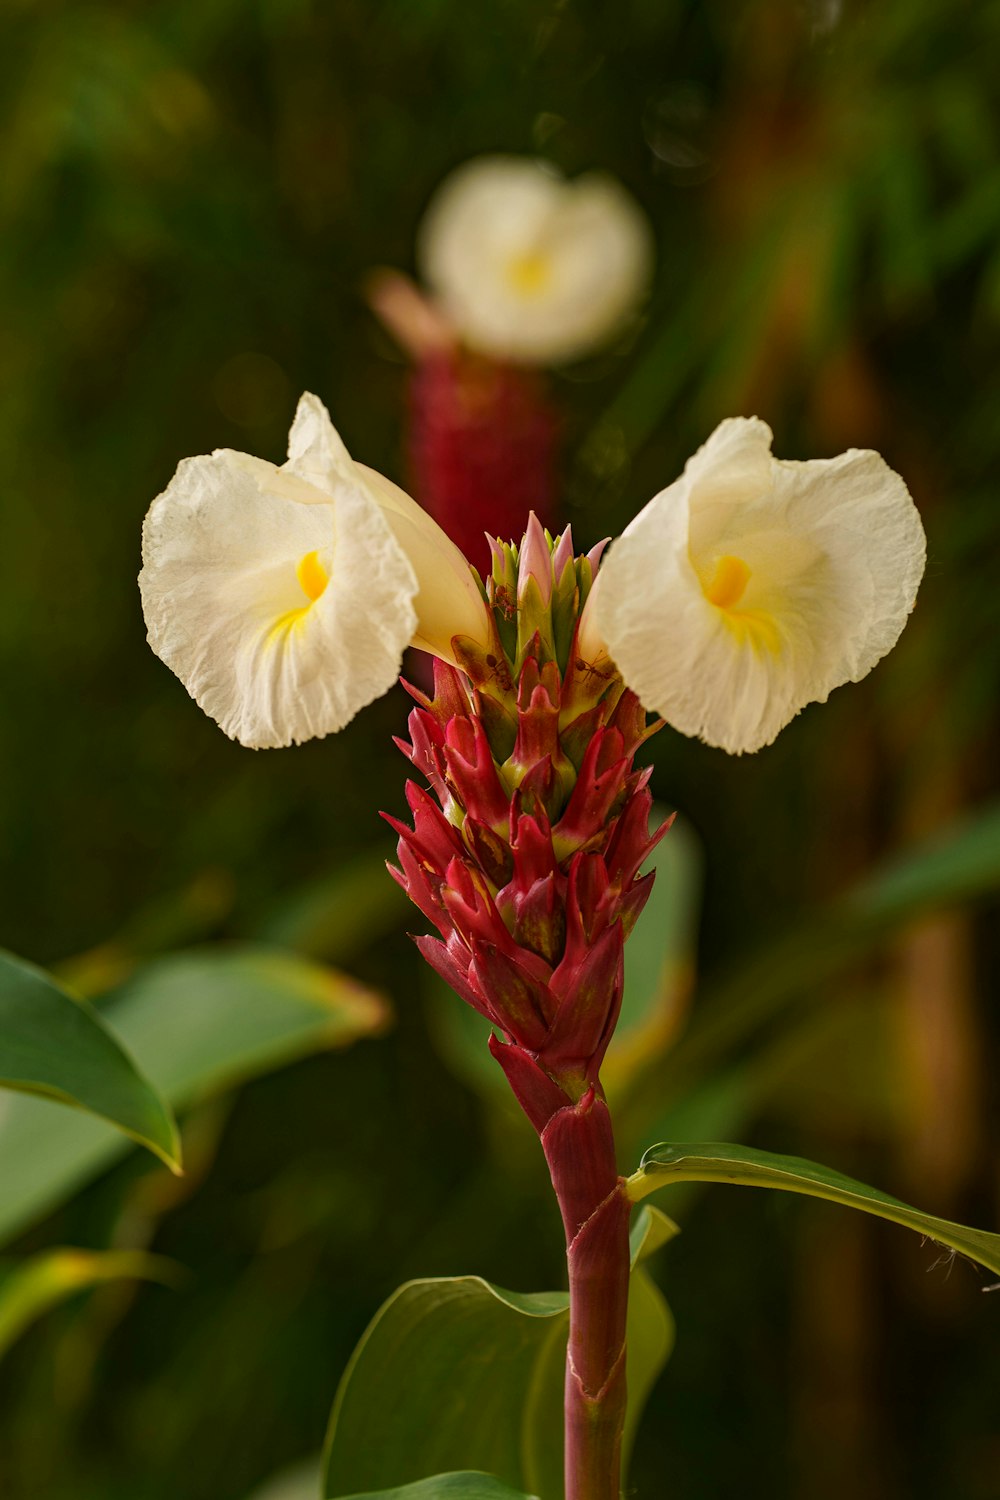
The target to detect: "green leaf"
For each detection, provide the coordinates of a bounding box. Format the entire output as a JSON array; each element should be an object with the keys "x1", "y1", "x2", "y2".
[
  {"x1": 661, "y1": 800, "x2": 1000, "y2": 1088},
  {"x1": 323, "y1": 1275, "x2": 565, "y2": 1499},
  {"x1": 0, "y1": 948, "x2": 179, "y2": 1169},
  {"x1": 323, "y1": 1211, "x2": 676, "y2": 1500},
  {"x1": 628, "y1": 1142, "x2": 1000, "y2": 1277},
  {"x1": 0, "y1": 945, "x2": 388, "y2": 1245},
  {"x1": 0, "y1": 1246, "x2": 177, "y2": 1357},
  {"x1": 255, "y1": 851, "x2": 408, "y2": 963},
  {"x1": 334, "y1": 1477, "x2": 537, "y2": 1500}
]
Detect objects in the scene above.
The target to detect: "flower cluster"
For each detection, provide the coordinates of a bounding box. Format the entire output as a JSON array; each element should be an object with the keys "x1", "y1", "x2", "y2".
[
  {"x1": 387, "y1": 518, "x2": 668, "y2": 1123},
  {"x1": 140, "y1": 393, "x2": 926, "y2": 1132},
  {"x1": 140, "y1": 395, "x2": 925, "y2": 759}
]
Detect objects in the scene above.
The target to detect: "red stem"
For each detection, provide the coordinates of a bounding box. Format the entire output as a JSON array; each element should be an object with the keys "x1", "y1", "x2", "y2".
[{"x1": 541, "y1": 1089, "x2": 632, "y2": 1500}]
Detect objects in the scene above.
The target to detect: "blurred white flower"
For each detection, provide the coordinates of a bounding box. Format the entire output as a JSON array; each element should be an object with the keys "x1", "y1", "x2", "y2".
[
  {"x1": 417, "y1": 155, "x2": 653, "y2": 365},
  {"x1": 581, "y1": 417, "x2": 926, "y2": 754},
  {"x1": 140, "y1": 394, "x2": 490, "y2": 749}
]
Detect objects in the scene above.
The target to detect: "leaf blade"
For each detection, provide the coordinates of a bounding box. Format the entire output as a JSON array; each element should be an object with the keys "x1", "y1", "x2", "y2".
[
  {"x1": 0, "y1": 948, "x2": 179, "y2": 1168},
  {"x1": 323, "y1": 1239, "x2": 675, "y2": 1500},
  {"x1": 0, "y1": 945, "x2": 388, "y2": 1245},
  {"x1": 0, "y1": 1247, "x2": 176, "y2": 1357},
  {"x1": 334, "y1": 1476, "x2": 538, "y2": 1500},
  {"x1": 628, "y1": 1141, "x2": 1000, "y2": 1276}
]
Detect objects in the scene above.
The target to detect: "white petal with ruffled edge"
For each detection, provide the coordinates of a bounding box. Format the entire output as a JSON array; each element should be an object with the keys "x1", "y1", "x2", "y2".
[
  {"x1": 418, "y1": 156, "x2": 653, "y2": 365},
  {"x1": 586, "y1": 418, "x2": 926, "y2": 754},
  {"x1": 286, "y1": 394, "x2": 491, "y2": 659},
  {"x1": 140, "y1": 411, "x2": 421, "y2": 749}
]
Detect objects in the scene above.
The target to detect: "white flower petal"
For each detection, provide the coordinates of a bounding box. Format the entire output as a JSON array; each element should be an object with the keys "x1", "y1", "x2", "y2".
[
  {"x1": 285, "y1": 393, "x2": 492, "y2": 660},
  {"x1": 589, "y1": 418, "x2": 926, "y2": 754},
  {"x1": 141, "y1": 445, "x2": 419, "y2": 749},
  {"x1": 418, "y1": 155, "x2": 653, "y2": 365}
]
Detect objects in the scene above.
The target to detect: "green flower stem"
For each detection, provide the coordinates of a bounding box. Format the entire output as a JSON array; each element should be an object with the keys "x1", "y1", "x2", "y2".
[{"x1": 541, "y1": 1089, "x2": 632, "y2": 1500}]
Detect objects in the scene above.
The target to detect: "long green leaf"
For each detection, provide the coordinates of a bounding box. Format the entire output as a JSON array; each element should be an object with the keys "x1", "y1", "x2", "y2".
[
  {"x1": 0, "y1": 948, "x2": 179, "y2": 1169},
  {"x1": 323, "y1": 1206, "x2": 676, "y2": 1500},
  {"x1": 628, "y1": 1142, "x2": 1000, "y2": 1277},
  {"x1": 0, "y1": 1247, "x2": 176, "y2": 1357},
  {"x1": 335, "y1": 1477, "x2": 537, "y2": 1500},
  {"x1": 0, "y1": 945, "x2": 388, "y2": 1245},
  {"x1": 660, "y1": 801, "x2": 1000, "y2": 1088}
]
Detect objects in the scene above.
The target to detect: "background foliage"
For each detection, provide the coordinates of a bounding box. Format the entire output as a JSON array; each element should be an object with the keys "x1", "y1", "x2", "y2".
[{"x1": 0, "y1": 1, "x2": 998, "y2": 1497}]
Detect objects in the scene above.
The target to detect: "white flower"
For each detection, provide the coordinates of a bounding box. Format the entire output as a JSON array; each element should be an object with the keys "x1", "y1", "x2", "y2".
[
  {"x1": 417, "y1": 155, "x2": 653, "y2": 365},
  {"x1": 581, "y1": 418, "x2": 926, "y2": 755},
  {"x1": 140, "y1": 394, "x2": 490, "y2": 749}
]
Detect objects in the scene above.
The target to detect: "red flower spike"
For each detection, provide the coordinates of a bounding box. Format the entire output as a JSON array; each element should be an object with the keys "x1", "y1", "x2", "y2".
[
  {"x1": 463, "y1": 818, "x2": 514, "y2": 889},
  {"x1": 547, "y1": 922, "x2": 625, "y2": 1082},
  {"x1": 440, "y1": 858, "x2": 510, "y2": 952},
  {"x1": 605, "y1": 796, "x2": 672, "y2": 889},
  {"x1": 488, "y1": 1034, "x2": 571, "y2": 1133},
  {"x1": 505, "y1": 871, "x2": 567, "y2": 967},
  {"x1": 443, "y1": 716, "x2": 510, "y2": 830},
  {"x1": 553, "y1": 728, "x2": 630, "y2": 860},
  {"x1": 507, "y1": 808, "x2": 559, "y2": 889},
  {"x1": 607, "y1": 687, "x2": 653, "y2": 757},
  {"x1": 414, "y1": 935, "x2": 496, "y2": 1023},
  {"x1": 388, "y1": 517, "x2": 670, "y2": 1111},
  {"x1": 385, "y1": 837, "x2": 440, "y2": 917},
  {"x1": 470, "y1": 942, "x2": 553, "y2": 1051},
  {"x1": 509, "y1": 658, "x2": 569, "y2": 783},
  {"x1": 513, "y1": 754, "x2": 562, "y2": 826},
  {"x1": 616, "y1": 870, "x2": 657, "y2": 940}
]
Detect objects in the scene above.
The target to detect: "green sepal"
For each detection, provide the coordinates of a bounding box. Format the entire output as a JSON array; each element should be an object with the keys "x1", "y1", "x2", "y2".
[
  {"x1": 514, "y1": 577, "x2": 557, "y2": 674},
  {"x1": 550, "y1": 555, "x2": 580, "y2": 676}
]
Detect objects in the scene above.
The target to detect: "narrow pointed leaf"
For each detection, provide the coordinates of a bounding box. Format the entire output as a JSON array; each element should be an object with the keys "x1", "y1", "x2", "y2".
[
  {"x1": 0, "y1": 945, "x2": 388, "y2": 1245},
  {"x1": 0, "y1": 948, "x2": 179, "y2": 1169},
  {"x1": 0, "y1": 1247, "x2": 177, "y2": 1358},
  {"x1": 669, "y1": 800, "x2": 1000, "y2": 1085},
  {"x1": 628, "y1": 1142, "x2": 1000, "y2": 1277}
]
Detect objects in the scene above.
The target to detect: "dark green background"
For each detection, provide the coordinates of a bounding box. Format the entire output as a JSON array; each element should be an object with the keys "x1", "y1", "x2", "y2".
[{"x1": 1, "y1": 2, "x2": 998, "y2": 1497}]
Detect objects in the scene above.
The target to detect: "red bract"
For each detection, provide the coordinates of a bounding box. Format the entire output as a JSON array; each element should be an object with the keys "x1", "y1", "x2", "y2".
[{"x1": 386, "y1": 517, "x2": 669, "y2": 1127}]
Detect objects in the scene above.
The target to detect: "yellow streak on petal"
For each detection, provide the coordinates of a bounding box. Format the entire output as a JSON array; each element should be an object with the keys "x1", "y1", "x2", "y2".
[
  {"x1": 702, "y1": 554, "x2": 782, "y2": 654},
  {"x1": 721, "y1": 609, "x2": 783, "y2": 656},
  {"x1": 704, "y1": 554, "x2": 751, "y2": 610},
  {"x1": 296, "y1": 549, "x2": 329, "y2": 602},
  {"x1": 266, "y1": 551, "x2": 330, "y2": 646},
  {"x1": 506, "y1": 250, "x2": 552, "y2": 297}
]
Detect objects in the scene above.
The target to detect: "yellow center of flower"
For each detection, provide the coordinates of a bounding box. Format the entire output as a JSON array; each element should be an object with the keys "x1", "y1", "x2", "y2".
[
  {"x1": 506, "y1": 250, "x2": 552, "y2": 297},
  {"x1": 266, "y1": 551, "x2": 330, "y2": 646},
  {"x1": 704, "y1": 554, "x2": 751, "y2": 610},
  {"x1": 296, "y1": 549, "x2": 329, "y2": 602},
  {"x1": 701, "y1": 552, "x2": 782, "y2": 653}
]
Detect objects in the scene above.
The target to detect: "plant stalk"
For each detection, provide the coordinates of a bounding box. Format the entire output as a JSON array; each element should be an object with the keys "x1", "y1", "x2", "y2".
[{"x1": 541, "y1": 1088, "x2": 632, "y2": 1500}]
